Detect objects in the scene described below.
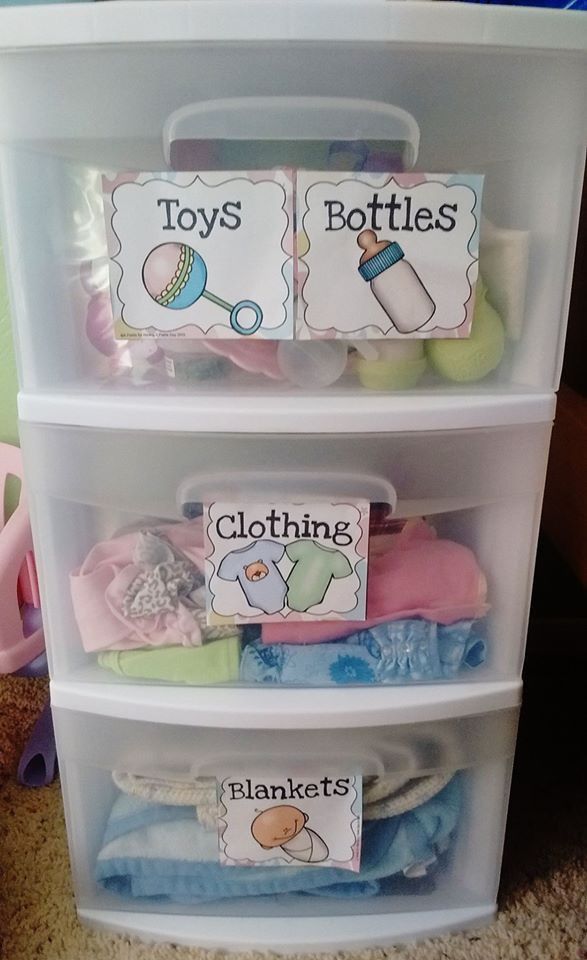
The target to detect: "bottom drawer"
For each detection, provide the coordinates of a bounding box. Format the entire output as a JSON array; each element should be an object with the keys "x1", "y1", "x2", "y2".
[{"x1": 52, "y1": 688, "x2": 519, "y2": 952}]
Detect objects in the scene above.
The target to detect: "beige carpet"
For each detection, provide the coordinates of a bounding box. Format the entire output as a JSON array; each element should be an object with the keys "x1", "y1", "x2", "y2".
[{"x1": 1, "y1": 672, "x2": 585, "y2": 960}]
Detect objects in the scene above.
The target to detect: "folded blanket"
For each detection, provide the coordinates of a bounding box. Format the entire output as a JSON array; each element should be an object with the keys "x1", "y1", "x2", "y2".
[
  {"x1": 96, "y1": 775, "x2": 461, "y2": 903},
  {"x1": 112, "y1": 769, "x2": 455, "y2": 829},
  {"x1": 262, "y1": 519, "x2": 489, "y2": 645},
  {"x1": 243, "y1": 620, "x2": 485, "y2": 685}
]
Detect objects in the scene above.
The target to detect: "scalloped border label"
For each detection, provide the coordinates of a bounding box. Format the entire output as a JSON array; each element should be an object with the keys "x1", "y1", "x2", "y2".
[
  {"x1": 103, "y1": 170, "x2": 294, "y2": 340},
  {"x1": 296, "y1": 172, "x2": 484, "y2": 340},
  {"x1": 218, "y1": 775, "x2": 362, "y2": 870},
  {"x1": 205, "y1": 500, "x2": 369, "y2": 624}
]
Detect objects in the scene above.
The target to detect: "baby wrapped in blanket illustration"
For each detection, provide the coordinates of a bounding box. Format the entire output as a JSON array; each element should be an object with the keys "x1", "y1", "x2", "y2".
[{"x1": 251, "y1": 805, "x2": 329, "y2": 863}]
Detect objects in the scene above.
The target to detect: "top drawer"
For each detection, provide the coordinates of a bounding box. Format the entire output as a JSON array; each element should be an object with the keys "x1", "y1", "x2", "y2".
[{"x1": 0, "y1": 4, "x2": 586, "y2": 399}]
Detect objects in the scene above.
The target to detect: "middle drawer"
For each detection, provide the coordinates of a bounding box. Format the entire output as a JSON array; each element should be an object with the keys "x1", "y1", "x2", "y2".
[{"x1": 20, "y1": 403, "x2": 551, "y2": 688}]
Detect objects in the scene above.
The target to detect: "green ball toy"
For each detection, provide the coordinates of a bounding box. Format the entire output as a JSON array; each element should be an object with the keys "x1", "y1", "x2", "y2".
[
  {"x1": 425, "y1": 281, "x2": 505, "y2": 383},
  {"x1": 357, "y1": 356, "x2": 427, "y2": 390}
]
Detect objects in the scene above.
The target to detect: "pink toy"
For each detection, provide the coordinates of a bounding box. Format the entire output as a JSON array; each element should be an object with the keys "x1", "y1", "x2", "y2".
[
  {"x1": 202, "y1": 338, "x2": 285, "y2": 380},
  {"x1": 0, "y1": 443, "x2": 44, "y2": 673},
  {"x1": 85, "y1": 289, "x2": 119, "y2": 358}
]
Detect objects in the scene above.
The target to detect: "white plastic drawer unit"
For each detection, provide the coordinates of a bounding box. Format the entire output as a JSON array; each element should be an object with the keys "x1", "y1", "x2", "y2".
[
  {"x1": 19, "y1": 394, "x2": 553, "y2": 688},
  {"x1": 50, "y1": 681, "x2": 521, "y2": 952},
  {"x1": 0, "y1": 3, "x2": 586, "y2": 398}
]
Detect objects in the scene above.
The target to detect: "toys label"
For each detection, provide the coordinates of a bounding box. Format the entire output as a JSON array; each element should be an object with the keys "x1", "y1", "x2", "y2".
[
  {"x1": 296, "y1": 172, "x2": 484, "y2": 340},
  {"x1": 103, "y1": 171, "x2": 294, "y2": 340},
  {"x1": 205, "y1": 500, "x2": 370, "y2": 624},
  {"x1": 218, "y1": 774, "x2": 362, "y2": 870}
]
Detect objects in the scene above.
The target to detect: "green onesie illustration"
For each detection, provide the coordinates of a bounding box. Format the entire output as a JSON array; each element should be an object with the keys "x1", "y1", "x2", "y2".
[{"x1": 285, "y1": 540, "x2": 353, "y2": 613}]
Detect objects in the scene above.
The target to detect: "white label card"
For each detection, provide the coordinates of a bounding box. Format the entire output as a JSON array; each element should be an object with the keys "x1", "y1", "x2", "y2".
[
  {"x1": 103, "y1": 171, "x2": 294, "y2": 340},
  {"x1": 297, "y1": 171, "x2": 484, "y2": 340},
  {"x1": 205, "y1": 500, "x2": 370, "y2": 624},
  {"x1": 218, "y1": 775, "x2": 362, "y2": 871}
]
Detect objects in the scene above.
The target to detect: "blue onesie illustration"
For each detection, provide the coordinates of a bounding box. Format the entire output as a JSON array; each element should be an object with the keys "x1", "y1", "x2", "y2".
[{"x1": 217, "y1": 540, "x2": 287, "y2": 615}]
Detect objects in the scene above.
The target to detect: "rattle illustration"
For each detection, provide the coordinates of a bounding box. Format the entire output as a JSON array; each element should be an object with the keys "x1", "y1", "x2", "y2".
[
  {"x1": 251, "y1": 804, "x2": 329, "y2": 864},
  {"x1": 142, "y1": 242, "x2": 263, "y2": 336},
  {"x1": 357, "y1": 229, "x2": 435, "y2": 334}
]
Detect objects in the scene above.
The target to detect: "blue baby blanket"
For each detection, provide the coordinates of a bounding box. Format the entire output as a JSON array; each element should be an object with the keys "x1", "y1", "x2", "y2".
[{"x1": 96, "y1": 776, "x2": 461, "y2": 903}]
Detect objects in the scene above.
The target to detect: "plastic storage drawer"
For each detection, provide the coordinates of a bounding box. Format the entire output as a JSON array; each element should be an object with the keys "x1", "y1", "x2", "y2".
[
  {"x1": 0, "y1": 3, "x2": 586, "y2": 398},
  {"x1": 19, "y1": 395, "x2": 553, "y2": 687},
  {"x1": 51, "y1": 679, "x2": 521, "y2": 952}
]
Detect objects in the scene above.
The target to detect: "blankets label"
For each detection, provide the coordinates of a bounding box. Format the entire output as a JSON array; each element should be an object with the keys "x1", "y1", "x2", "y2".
[
  {"x1": 218, "y1": 774, "x2": 362, "y2": 870},
  {"x1": 205, "y1": 499, "x2": 370, "y2": 624}
]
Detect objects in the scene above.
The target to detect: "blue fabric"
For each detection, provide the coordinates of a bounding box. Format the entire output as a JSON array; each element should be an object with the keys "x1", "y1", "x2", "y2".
[
  {"x1": 101, "y1": 794, "x2": 193, "y2": 846},
  {"x1": 96, "y1": 776, "x2": 461, "y2": 904},
  {"x1": 240, "y1": 620, "x2": 486, "y2": 685}
]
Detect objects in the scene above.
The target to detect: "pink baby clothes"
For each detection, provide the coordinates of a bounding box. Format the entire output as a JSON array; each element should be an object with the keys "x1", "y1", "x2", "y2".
[
  {"x1": 70, "y1": 520, "x2": 206, "y2": 653},
  {"x1": 262, "y1": 518, "x2": 488, "y2": 645}
]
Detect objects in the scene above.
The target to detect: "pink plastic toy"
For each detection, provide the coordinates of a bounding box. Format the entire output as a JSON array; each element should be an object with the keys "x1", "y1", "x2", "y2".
[{"x1": 0, "y1": 442, "x2": 44, "y2": 673}]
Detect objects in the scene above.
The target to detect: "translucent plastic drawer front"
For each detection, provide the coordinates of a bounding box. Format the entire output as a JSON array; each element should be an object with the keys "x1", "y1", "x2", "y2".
[
  {"x1": 20, "y1": 420, "x2": 551, "y2": 687},
  {"x1": 53, "y1": 704, "x2": 518, "y2": 920},
  {"x1": 0, "y1": 40, "x2": 585, "y2": 397}
]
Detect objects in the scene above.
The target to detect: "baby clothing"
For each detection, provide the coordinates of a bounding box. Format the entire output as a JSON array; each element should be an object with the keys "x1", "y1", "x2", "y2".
[
  {"x1": 262, "y1": 518, "x2": 488, "y2": 645},
  {"x1": 241, "y1": 620, "x2": 485, "y2": 686},
  {"x1": 97, "y1": 636, "x2": 240, "y2": 685},
  {"x1": 71, "y1": 521, "x2": 208, "y2": 652},
  {"x1": 75, "y1": 515, "x2": 489, "y2": 685},
  {"x1": 96, "y1": 775, "x2": 461, "y2": 903}
]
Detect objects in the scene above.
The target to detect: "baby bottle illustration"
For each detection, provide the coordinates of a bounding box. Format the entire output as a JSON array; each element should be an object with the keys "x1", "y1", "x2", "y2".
[
  {"x1": 251, "y1": 804, "x2": 329, "y2": 864},
  {"x1": 357, "y1": 230, "x2": 435, "y2": 333}
]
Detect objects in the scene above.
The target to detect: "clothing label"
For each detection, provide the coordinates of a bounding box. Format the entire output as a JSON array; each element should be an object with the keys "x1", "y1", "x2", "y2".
[
  {"x1": 102, "y1": 171, "x2": 294, "y2": 340},
  {"x1": 218, "y1": 774, "x2": 362, "y2": 870},
  {"x1": 205, "y1": 500, "x2": 370, "y2": 624},
  {"x1": 296, "y1": 171, "x2": 484, "y2": 340}
]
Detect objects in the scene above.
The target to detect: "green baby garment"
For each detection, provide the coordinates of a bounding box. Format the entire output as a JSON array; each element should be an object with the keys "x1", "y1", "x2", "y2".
[
  {"x1": 98, "y1": 636, "x2": 240, "y2": 685},
  {"x1": 285, "y1": 541, "x2": 352, "y2": 612}
]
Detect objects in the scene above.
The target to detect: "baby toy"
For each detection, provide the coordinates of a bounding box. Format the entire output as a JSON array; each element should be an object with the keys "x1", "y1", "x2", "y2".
[
  {"x1": 425, "y1": 278, "x2": 505, "y2": 383},
  {"x1": 85, "y1": 289, "x2": 119, "y2": 358},
  {"x1": 160, "y1": 340, "x2": 230, "y2": 382},
  {"x1": 0, "y1": 442, "x2": 44, "y2": 672},
  {"x1": 162, "y1": 338, "x2": 284, "y2": 384},
  {"x1": 277, "y1": 340, "x2": 348, "y2": 388},
  {"x1": 0, "y1": 442, "x2": 56, "y2": 787},
  {"x1": 17, "y1": 702, "x2": 57, "y2": 788},
  {"x1": 204, "y1": 339, "x2": 284, "y2": 380},
  {"x1": 355, "y1": 340, "x2": 427, "y2": 391}
]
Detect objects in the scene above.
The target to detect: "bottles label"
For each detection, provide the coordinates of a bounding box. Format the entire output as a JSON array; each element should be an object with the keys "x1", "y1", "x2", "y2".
[{"x1": 296, "y1": 171, "x2": 484, "y2": 340}]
